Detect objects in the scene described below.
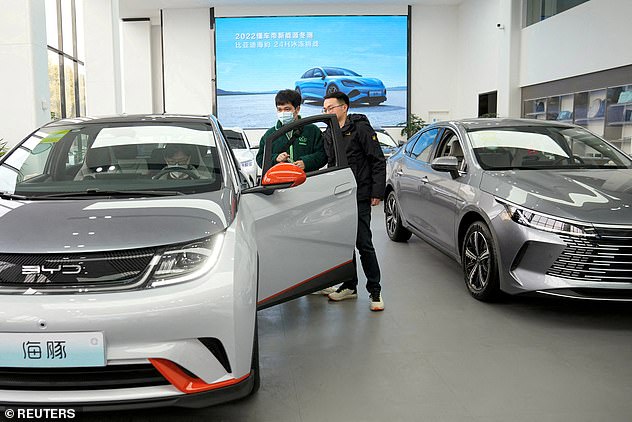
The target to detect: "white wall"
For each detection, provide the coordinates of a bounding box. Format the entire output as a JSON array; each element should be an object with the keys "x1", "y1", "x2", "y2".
[
  {"x1": 520, "y1": 0, "x2": 632, "y2": 87},
  {"x1": 409, "y1": 6, "x2": 459, "y2": 123},
  {"x1": 121, "y1": 20, "x2": 153, "y2": 113},
  {"x1": 454, "y1": 0, "x2": 500, "y2": 119},
  {"x1": 162, "y1": 8, "x2": 213, "y2": 114},
  {"x1": 0, "y1": 0, "x2": 50, "y2": 147},
  {"x1": 83, "y1": 0, "x2": 123, "y2": 116}
]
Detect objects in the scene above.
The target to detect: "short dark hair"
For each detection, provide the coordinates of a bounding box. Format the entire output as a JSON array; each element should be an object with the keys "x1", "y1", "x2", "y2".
[
  {"x1": 275, "y1": 89, "x2": 302, "y2": 108},
  {"x1": 324, "y1": 91, "x2": 349, "y2": 106}
]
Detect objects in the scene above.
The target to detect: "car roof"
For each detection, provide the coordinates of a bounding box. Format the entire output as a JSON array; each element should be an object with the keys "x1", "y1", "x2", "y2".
[
  {"x1": 432, "y1": 118, "x2": 577, "y2": 131},
  {"x1": 43, "y1": 114, "x2": 215, "y2": 128}
]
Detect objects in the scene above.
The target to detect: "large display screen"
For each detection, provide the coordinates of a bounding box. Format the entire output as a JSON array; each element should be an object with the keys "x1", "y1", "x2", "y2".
[{"x1": 215, "y1": 15, "x2": 408, "y2": 129}]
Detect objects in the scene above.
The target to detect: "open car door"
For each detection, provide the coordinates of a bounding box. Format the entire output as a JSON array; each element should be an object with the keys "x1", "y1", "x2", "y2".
[{"x1": 241, "y1": 114, "x2": 357, "y2": 310}]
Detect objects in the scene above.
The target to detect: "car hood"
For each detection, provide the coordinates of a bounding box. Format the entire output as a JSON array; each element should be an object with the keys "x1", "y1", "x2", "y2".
[
  {"x1": 481, "y1": 169, "x2": 632, "y2": 225},
  {"x1": 0, "y1": 191, "x2": 230, "y2": 254}
]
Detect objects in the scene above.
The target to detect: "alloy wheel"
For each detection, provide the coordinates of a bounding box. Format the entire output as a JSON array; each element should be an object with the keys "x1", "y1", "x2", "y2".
[
  {"x1": 385, "y1": 193, "x2": 399, "y2": 237},
  {"x1": 463, "y1": 230, "x2": 490, "y2": 292}
]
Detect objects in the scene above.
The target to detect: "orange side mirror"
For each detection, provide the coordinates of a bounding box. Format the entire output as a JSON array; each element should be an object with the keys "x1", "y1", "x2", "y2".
[{"x1": 262, "y1": 163, "x2": 306, "y2": 188}]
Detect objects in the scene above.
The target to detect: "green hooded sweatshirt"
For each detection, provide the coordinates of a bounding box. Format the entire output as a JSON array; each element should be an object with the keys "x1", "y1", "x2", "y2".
[{"x1": 255, "y1": 119, "x2": 327, "y2": 172}]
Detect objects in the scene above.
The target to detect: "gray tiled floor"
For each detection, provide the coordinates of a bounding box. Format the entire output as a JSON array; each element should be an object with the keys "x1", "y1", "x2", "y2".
[{"x1": 100, "y1": 207, "x2": 632, "y2": 421}]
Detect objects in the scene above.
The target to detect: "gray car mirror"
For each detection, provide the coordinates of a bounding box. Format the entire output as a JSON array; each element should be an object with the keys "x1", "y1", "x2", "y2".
[{"x1": 431, "y1": 156, "x2": 460, "y2": 179}]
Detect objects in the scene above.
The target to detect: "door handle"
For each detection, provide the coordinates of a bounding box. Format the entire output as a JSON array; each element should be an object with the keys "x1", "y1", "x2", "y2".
[
  {"x1": 421, "y1": 176, "x2": 429, "y2": 184},
  {"x1": 395, "y1": 169, "x2": 404, "y2": 176},
  {"x1": 334, "y1": 182, "x2": 353, "y2": 197}
]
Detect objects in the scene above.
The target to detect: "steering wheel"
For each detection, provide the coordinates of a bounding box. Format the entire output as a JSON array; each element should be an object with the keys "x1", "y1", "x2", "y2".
[
  {"x1": 572, "y1": 155, "x2": 585, "y2": 164},
  {"x1": 152, "y1": 167, "x2": 200, "y2": 180}
]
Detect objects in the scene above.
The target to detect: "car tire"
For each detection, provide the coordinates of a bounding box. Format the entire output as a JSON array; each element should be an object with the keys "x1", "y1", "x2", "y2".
[
  {"x1": 385, "y1": 191, "x2": 412, "y2": 242},
  {"x1": 326, "y1": 84, "x2": 339, "y2": 95},
  {"x1": 295, "y1": 87, "x2": 304, "y2": 104},
  {"x1": 248, "y1": 318, "x2": 260, "y2": 395},
  {"x1": 462, "y1": 221, "x2": 501, "y2": 302}
]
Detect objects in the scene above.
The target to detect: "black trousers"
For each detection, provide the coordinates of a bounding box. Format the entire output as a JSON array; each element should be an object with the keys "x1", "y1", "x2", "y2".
[{"x1": 344, "y1": 200, "x2": 382, "y2": 294}]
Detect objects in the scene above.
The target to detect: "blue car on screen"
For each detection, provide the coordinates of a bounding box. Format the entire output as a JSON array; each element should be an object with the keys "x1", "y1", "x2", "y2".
[{"x1": 295, "y1": 67, "x2": 387, "y2": 106}]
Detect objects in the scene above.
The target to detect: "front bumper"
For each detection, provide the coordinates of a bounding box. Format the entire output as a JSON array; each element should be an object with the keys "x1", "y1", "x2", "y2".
[
  {"x1": 0, "y1": 372, "x2": 254, "y2": 410},
  {"x1": 489, "y1": 212, "x2": 632, "y2": 297},
  {"x1": 0, "y1": 223, "x2": 257, "y2": 408}
]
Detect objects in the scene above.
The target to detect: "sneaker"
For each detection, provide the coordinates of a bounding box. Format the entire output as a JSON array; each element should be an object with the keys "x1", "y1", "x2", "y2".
[
  {"x1": 311, "y1": 286, "x2": 337, "y2": 295},
  {"x1": 328, "y1": 288, "x2": 358, "y2": 301},
  {"x1": 369, "y1": 291, "x2": 384, "y2": 312}
]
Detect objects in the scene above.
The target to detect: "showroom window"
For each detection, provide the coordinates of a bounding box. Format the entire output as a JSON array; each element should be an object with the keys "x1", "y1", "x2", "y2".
[
  {"x1": 45, "y1": 0, "x2": 86, "y2": 120},
  {"x1": 525, "y1": 0, "x2": 590, "y2": 26}
]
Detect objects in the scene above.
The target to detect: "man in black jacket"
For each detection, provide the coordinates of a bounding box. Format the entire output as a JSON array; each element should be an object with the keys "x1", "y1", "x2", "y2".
[{"x1": 322, "y1": 92, "x2": 386, "y2": 311}]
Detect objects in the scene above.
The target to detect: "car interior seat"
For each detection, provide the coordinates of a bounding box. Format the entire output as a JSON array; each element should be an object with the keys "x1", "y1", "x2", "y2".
[
  {"x1": 148, "y1": 147, "x2": 165, "y2": 176},
  {"x1": 73, "y1": 147, "x2": 118, "y2": 180},
  {"x1": 449, "y1": 140, "x2": 465, "y2": 170}
]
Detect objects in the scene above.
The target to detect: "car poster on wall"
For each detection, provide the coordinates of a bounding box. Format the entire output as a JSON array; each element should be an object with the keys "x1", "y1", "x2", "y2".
[{"x1": 215, "y1": 15, "x2": 408, "y2": 128}]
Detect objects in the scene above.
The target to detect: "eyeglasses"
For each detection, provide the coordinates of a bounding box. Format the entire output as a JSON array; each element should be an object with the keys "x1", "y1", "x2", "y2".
[{"x1": 322, "y1": 104, "x2": 345, "y2": 113}]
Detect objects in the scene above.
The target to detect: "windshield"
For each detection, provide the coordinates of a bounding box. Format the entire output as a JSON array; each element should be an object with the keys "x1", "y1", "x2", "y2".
[
  {"x1": 0, "y1": 122, "x2": 222, "y2": 198},
  {"x1": 224, "y1": 129, "x2": 248, "y2": 149},
  {"x1": 323, "y1": 67, "x2": 360, "y2": 77},
  {"x1": 376, "y1": 132, "x2": 397, "y2": 148},
  {"x1": 467, "y1": 126, "x2": 632, "y2": 170}
]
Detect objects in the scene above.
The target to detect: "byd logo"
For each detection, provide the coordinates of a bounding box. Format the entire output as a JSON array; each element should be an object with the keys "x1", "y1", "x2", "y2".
[{"x1": 22, "y1": 264, "x2": 83, "y2": 275}]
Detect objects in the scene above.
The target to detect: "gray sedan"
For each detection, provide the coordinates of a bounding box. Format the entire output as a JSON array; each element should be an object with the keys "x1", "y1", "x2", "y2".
[{"x1": 385, "y1": 118, "x2": 632, "y2": 301}]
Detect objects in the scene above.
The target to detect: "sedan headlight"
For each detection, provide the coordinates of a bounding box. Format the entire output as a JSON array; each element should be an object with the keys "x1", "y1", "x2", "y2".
[
  {"x1": 150, "y1": 233, "x2": 224, "y2": 287},
  {"x1": 498, "y1": 200, "x2": 593, "y2": 237},
  {"x1": 240, "y1": 159, "x2": 254, "y2": 168},
  {"x1": 341, "y1": 79, "x2": 362, "y2": 87}
]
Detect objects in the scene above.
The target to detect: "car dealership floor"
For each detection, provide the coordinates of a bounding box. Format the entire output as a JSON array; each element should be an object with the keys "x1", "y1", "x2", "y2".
[{"x1": 96, "y1": 207, "x2": 632, "y2": 422}]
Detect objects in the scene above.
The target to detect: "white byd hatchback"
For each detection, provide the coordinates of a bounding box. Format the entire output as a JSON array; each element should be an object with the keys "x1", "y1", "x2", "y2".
[{"x1": 0, "y1": 114, "x2": 356, "y2": 410}]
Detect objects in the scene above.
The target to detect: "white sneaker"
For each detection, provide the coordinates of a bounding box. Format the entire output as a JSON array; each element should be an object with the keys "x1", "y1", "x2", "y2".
[
  {"x1": 310, "y1": 286, "x2": 337, "y2": 295},
  {"x1": 369, "y1": 292, "x2": 384, "y2": 312},
  {"x1": 328, "y1": 288, "x2": 358, "y2": 301}
]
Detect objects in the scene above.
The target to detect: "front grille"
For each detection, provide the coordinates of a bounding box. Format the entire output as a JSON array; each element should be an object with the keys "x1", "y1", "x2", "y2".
[
  {"x1": 0, "y1": 364, "x2": 169, "y2": 390},
  {"x1": 0, "y1": 248, "x2": 157, "y2": 292},
  {"x1": 547, "y1": 228, "x2": 632, "y2": 282}
]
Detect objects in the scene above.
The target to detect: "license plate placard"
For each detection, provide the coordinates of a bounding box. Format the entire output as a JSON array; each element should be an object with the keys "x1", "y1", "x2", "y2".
[
  {"x1": 369, "y1": 90, "x2": 382, "y2": 97},
  {"x1": 0, "y1": 332, "x2": 105, "y2": 368}
]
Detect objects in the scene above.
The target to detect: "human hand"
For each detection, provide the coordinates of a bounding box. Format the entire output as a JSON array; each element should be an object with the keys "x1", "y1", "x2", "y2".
[
  {"x1": 370, "y1": 198, "x2": 381, "y2": 206},
  {"x1": 293, "y1": 160, "x2": 305, "y2": 170},
  {"x1": 276, "y1": 152, "x2": 289, "y2": 163}
]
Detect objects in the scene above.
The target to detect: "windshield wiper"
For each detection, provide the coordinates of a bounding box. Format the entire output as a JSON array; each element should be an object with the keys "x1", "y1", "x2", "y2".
[
  {"x1": 34, "y1": 189, "x2": 184, "y2": 199},
  {"x1": 0, "y1": 192, "x2": 29, "y2": 200}
]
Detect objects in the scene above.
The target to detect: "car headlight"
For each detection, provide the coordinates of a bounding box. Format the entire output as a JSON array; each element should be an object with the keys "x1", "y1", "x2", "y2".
[
  {"x1": 341, "y1": 79, "x2": 362, "y2": 87},
  {"x1": 498, "y1": 200, "x2": 593, "y2": 237},
  {"x1": 240, "y1": 159, "x2": 254, "y2": 168},
  {"x1": 150, "y1": 233, "x2": 224, "y2": 287}
]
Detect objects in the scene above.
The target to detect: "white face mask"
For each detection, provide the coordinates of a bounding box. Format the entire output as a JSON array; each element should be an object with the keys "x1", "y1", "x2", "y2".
[{"x1": 277, "y1": 111, "x2": 295, "y2": 125}]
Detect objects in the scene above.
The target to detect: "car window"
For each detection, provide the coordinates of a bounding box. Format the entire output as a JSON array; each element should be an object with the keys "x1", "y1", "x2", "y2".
[
  {"x1": 411, "y1": 128, "x2": 439, "y2": 162},
  {"x1": 0, "y1": 122, "x2": 223, "y2": 198},
  {"x1": 435, "y1": 129, "x2": 466, "y2": 171},
  {"x1": 223, "y1": 129, "x2": 248, "y2": 149},
  {"x1": 323, "y1": 67, "x2": 360, "y2": 77},
  {"x1": 467, "y1": 126, "x2": 632, "y2": 170},
  {"x1": 313, "y1": 68, "x2": 323, "y2": 78},
  {"x1": 376, "y1": 132, "x2": 397, "y2": 148},
  {"x1": 302, "y1": 69, "x2": 314, "y2": 78},
  {"x1": 404, "y1": 133, "x2": 421, "y2": 156}
]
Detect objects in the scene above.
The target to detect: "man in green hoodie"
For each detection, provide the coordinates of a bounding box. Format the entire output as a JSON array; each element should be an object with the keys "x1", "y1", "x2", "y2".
[{"x1": 256, "y1": 89, "x2": 327, "y2": 173}]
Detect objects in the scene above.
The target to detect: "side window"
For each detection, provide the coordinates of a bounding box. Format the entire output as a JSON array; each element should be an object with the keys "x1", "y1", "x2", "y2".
[
  {"x1": 313, "y1": 68, "x2": 323, "y2": 78},
  {"x1": 435, "y1": 129, "x2": 466, "y2": 171},
  {"x1": 302, "y1": 69, "x2": 314, "y2": 78},
  {"x1": 404, "y1": 133, "x2": 421, "y2": 156},
  {"x1": 412, "y1": 128, "x2": 439, "y2": 162}
]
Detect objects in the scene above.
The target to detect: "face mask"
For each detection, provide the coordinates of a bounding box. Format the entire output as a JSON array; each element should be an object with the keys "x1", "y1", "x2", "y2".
[
  {"x1": 166, "y1": 164, "x2": 188, "y2": 179},
  {"x1": 277, "y1": 111, "x2": 295, "y2": 125}
]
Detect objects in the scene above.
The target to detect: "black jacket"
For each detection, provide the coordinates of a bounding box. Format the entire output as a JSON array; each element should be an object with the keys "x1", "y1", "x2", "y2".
[{"x1": 323, "y1": 114, "x2": 386, "y2": 202}]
